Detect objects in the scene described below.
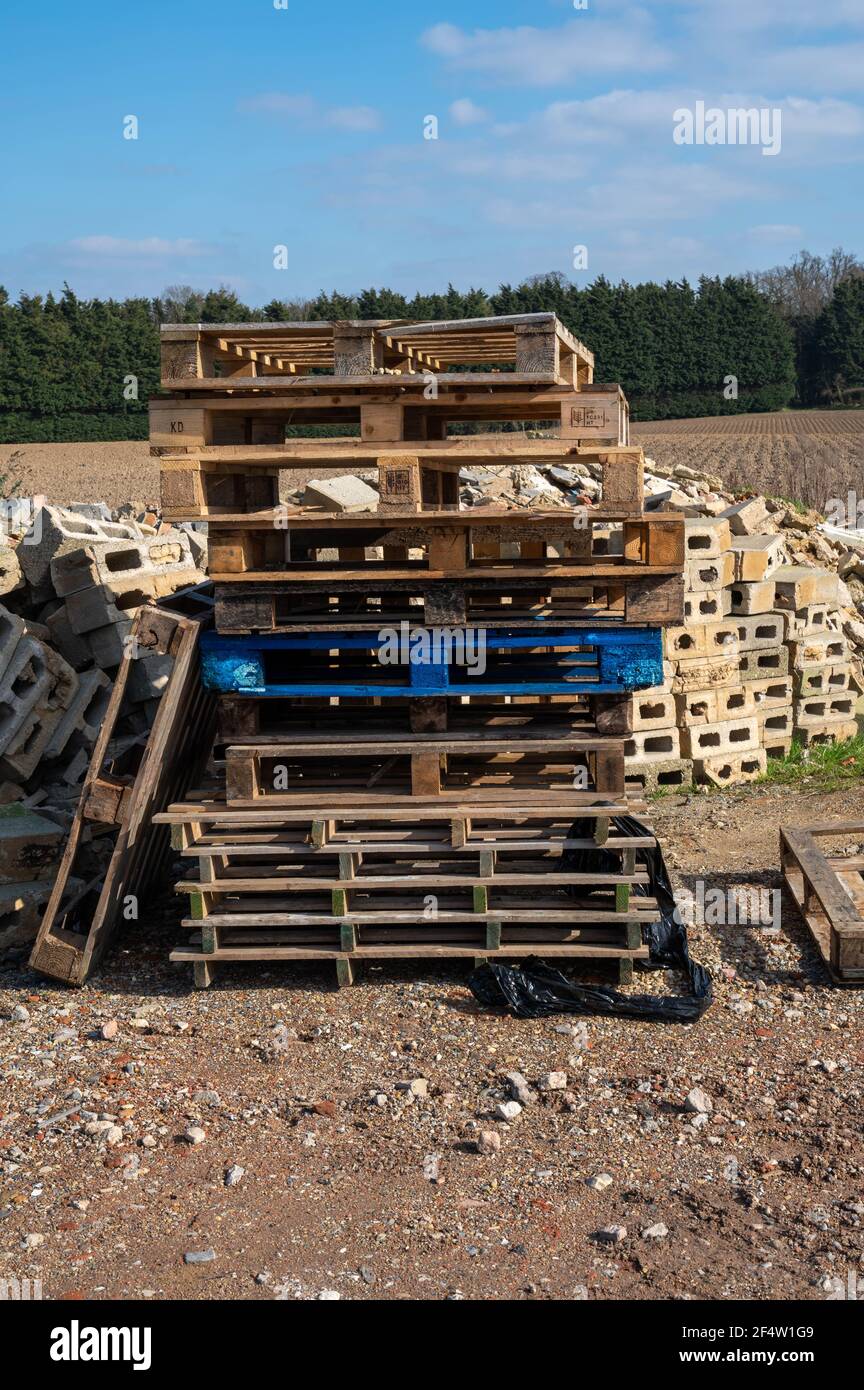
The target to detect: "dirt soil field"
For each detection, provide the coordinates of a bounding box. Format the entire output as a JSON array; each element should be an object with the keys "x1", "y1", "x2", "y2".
[{"x1": 2, "y1": 782, "x2": 862, "y2": 1303}]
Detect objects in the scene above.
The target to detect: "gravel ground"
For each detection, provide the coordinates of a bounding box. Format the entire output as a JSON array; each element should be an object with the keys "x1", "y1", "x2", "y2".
[{"x1": 1, "y1": 781, "x2": 862, "y2": 1303}]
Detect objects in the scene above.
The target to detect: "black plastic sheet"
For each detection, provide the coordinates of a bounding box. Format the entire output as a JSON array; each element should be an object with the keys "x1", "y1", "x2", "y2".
[{"x1": 468, "y1": 816, "x2": 713, "y2": 1023}]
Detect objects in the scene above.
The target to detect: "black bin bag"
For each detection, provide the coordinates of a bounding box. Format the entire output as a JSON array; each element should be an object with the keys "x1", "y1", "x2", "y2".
[{"x1": 468, "y1": 816, "x2": 713, "y2": 1023}]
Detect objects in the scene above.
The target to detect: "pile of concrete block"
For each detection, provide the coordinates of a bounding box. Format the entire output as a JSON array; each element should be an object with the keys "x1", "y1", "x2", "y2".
[
  {"x1": 625, "y1": 509, "x2": 861, "y2": 791},
  {"x1": 0, "y1": 502, "x2": 205, "y2": 803}
]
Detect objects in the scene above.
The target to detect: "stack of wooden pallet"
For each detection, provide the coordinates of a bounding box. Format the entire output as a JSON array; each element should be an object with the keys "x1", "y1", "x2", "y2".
[{"x1": 151, "y1": 314, "x2": 686, "y2": 987}]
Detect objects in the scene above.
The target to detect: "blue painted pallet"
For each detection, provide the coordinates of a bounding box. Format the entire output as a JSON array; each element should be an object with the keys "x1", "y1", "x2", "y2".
[{"x1": 200, "y1": 626, "x2": 665, "y2": 698}]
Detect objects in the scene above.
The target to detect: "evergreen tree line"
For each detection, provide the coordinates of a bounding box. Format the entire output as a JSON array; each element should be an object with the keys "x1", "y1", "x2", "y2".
[{"x1": 0, "y1": 253, "x2": 861, "y2": 443}]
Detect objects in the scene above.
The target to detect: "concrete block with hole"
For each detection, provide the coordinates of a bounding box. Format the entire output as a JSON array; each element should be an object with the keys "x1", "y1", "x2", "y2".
[
  {"x1": 684, "y1": 517, "x2": 731, "y2": 560},
  {"x1": 757, "y1": 707, "x2": 793, "y2": 740},
  {"x1": 676, "y1": 676, "x2": 792, "y2": 726},
  {"x1": 739, "y1": 647, "x2": 790, "y2": 679},
  {"x1": 16, "y1": 505, "x2": 143, "y2": 591},
  {"x1": 43, "y1": 668, "x2": 112, "y2": 761},
  {"x1": 683, "y1": 589, "x2": 732, "y2": 622},
  {"x1": 685, "y1": 552, "x2": 735, "y2": 593},
  {"x1": 788, "y1": 634, "x2": 848, "y2": 670},
  {"x1": 731, "y1": 534, "x2": 786, "y2": 582},
  {"x1": 0, "y1": 637, "x2": 55, "y2": 755},
  {"x1": 625, "y1": 757, "x2": 693, "y2": 794},
  {"x1": 680, "y1": 716, "x2": 759, "y2": 759},
  {"x1": 50, "y1": 534, "x2": 200, "y2": 598},
  {"x1": 794, "y1": 693, "x2": 856, "y2": 728},
  {"x1": 783, "y1": 605, "x2": 833, "y2": 639},
  {"x1": 631, "y1": 692, "x2": 677, "y2": 731},
  {"x1": 735, "y1": 613, "x2": 786, "y2": 652},
  {"x1": 624, "y1": 728, "x2": 681, "y2": 763},
  {"x1": 794, "y1": 664, "x2": 854, "y2": 697},
  {"x1": 746, "y1": 675, "x2": 794, "y2": 709},
  {"x1": 694, "y1": 749, "x2": 767, "y2": 787},
  {"x1": 728, "y1": 579, "x2": 777, "y2": 616},
  {"x1": 795, "y1": 719, "x2": 858, "y2": 747},
  {"x1": 0, "y1": 607, "x2": 27, "y2": 683},
  {"x1": 666, "y1": 619, "x2": 739, "y2": 661}
]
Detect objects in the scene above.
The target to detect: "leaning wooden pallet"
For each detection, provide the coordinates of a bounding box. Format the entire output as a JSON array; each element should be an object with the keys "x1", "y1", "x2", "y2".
[
  {"x1": 147, "y1": 313, "x2": 684, "y2": 989},
  {"x1": 29, "y1": 604, "x2": 217, "y2": 985},
  {"x1": 780, "y1": 821, "x2": 864, "y2": 983}
]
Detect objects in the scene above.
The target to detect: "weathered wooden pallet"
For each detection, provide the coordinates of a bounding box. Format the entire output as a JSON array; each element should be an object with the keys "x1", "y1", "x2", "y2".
[
  {"x1": 780, "y1": 821, "x2": 864, "y2": 983},
  {"x1": 171, "y1": 935, "x2": 649, "y2": 989},
  {"x1": 200, "y1": 625, "x2": 665, "y2": 698},
  {"x1": 222, "y1": 721, "x2": 627, "y2": 802},
  {"x1": 28, "y1": 605, "x2": 217, "y2": 985},
  {"x1": 204, "y1": 511, "x2": 683, "y2": 576},
  {"x1": 155, "y1": 793, "x2": 649, "y2": 845},
  {"x1": 158, "y1": 313, "x2": 595, "y2": 388},
  {"x1": 216, "y1": 694, "x2": 635, "y2": 741},
  {"x1": 213, "y1": 570, "x2": 684, "y2": 631},
  {"x1": 151, "y1": 383, "x2": 628, "y2": 445},
  {"x1": 157, "y1": 441, "x2": 645, "y2": 519}
]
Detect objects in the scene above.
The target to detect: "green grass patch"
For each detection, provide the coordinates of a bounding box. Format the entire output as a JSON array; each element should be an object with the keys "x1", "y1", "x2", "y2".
[{"x1": 758, "y1": 734, "x2": 864, "y2": 789}]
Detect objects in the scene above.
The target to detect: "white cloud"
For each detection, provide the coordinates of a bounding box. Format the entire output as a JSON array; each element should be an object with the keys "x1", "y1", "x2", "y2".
[
  {"x1": 760, "y1": 43, "x2": 864, "y2": 92},
  {"x1": 672, "y1": 0, "x2": 864, "y2": 36},
  {"x1": 67, "y1": 236, "x2": 211, "y2": 260},
  {"x1": 327, "y1": 106, "x2": 382, "y2": 132},
  {"x1": 450, "y1": 98, "x2": 489, "y2": 127},
  {"x1": 421, "y1": 15, "x2": 670, "y2": 85},
  {"x1": 239, "y1": 93, "x2": 382, "y2": 131}
]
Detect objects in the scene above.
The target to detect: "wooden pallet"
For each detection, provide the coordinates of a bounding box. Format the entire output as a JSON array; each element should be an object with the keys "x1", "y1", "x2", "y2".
[
  {"x1": 780, "y1": 821, "x2": 864, "y2": 983},
  {"x1": 215, "y1": 695, "x2": 635, "y2": 740},
  {"x1": 158, "y1": 313, "x2": 595, "y2": 388},
  {"x1": 222, "y1": 721, "x2": 627, "y2": 802},
  {"x1": 204, "y1": 511, "x2": 683, "y2": 574},
  {"x1": 171, "y1": 935, "x2": 650, "y2": 989},
  {"x1": 213, "y1": 569, "x2": 684, "y2": 631},
  {"x1": 161, "y1": 793, "x2": 655, "y2": 987},
  {"x1": 155, "y1": 795, "x2": 649, "y2": 845},
  {"x1": 28, "y1": 605, "x2": 217, "y2": 985},
  {"x1": 151, "y1": 383, "x2": 628, "y2": 446},
  {"x1": 200, "y1": 626, "x2": 665, "y2": 698},
  {"x1": 159, "y1": 441, "x2": 644, "y2": 519}
]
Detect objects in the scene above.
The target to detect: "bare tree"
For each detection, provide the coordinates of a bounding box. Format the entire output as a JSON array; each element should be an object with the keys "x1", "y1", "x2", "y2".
[{"x1": 746, "y1": 248, "x2": 864, "y2": 320}]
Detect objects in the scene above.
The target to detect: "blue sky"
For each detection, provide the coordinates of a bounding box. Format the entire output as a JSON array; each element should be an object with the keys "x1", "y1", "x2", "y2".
[{"x1": 1, "y1": 0, "x2": 862, "y2": 304}]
